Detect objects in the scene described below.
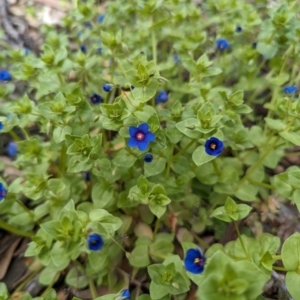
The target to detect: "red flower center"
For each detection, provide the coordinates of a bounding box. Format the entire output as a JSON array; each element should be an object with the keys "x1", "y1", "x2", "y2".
[
  {"x1": 209, "y1": 142, "x2": 217, "y2": 150},
  {"x1": 135, "y1": 132, "x2": 145, "y2": 141}
]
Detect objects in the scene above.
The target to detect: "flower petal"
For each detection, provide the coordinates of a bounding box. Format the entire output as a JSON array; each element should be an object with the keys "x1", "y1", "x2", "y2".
[
  {"x1": 129, "y1": 126, "x2": 138, "y2": 137},
  {"x1": 128, "y1": 137, "x2": 138, "y2": 148},
  {"x1": 144, "y1": 131, "x2": 155, "y2": 142},
  {"x1": 137, "y1": 141, "x2": 148, "y2": 151},
  {"x1": 138, "y1": 123, "x2": 149, "y2": 133}
]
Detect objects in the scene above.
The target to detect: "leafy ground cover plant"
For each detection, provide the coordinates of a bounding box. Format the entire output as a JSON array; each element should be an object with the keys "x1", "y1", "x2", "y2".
[{"x1": 1, "y1": 0, "x2": 300, "y2": 299}]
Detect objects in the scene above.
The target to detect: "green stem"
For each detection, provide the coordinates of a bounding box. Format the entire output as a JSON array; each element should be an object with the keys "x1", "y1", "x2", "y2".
[
  {"x1": 17, "y1": 200, "x2": 35, "y2": 219},
  {"x1": 41, "y1": 272, "x2": 59, "y2": 297},
  {"x1": 212, "y1": 159, "x2": 221, "y2": 175},
  {"x1": 149, "y1": 251, "x2": 168, "y2": 260},
  {"x1": 21, "y1": 127, "x2": 30, "y2": 139},
  {"x1": 248, "y1": 179, "x2": 275, "y2": 190},
  {"x1": 0, "y1": 219, "x2": 34, "y2": 238},
  {"x1": 110, "y1": 235, "x2": 127, "y2": 253},
  {"x1": 165, "y1": 147, "x2": 173, "y2": 183},
  {"x1": 8, "y1": 130, "x2": 21, "y2": 141},
  {"x1": 57, "y1": 73, "x2": 64, "y2": 85},
  {"x1": 151, "y1": 22, "x2": 157, "y2": 65},
  {"x1": 272, "y1": 255, "x2": 282, "y2": 261},
  {"x1": 89, "y1": 277, "x2": 98, "y2": 299},
  {"x1": 190, "y1": 231, "x2": 210, "y2": 250},
  {"x1": 59, "y1": 143, "x2": 67, "y2": 176},
  {"x1": 172, "y1": 140, "x2": 195, "y2": 160},
  {"x1": 234, "y1": 136, "x2": 279, "y2": 191},
  {"x1": 272, "y1": 266, "x2": 287, "y2": 272},
  {"x1": 233, "y1": 221, "x2": 247, "y2": 257},
  {"x1": 111, "y1": 55, "x2": 115, "y2": 85},
  {"x1": 153, "y1": 218, "x2": 161, "y2": 240},
  {"x1": 74, "y1": 260, "x2": 98, "y2": 298}
]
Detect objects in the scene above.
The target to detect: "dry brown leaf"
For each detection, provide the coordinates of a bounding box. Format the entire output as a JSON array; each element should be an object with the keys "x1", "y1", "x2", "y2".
[{"x1": 0, "y1": 237, "x2": 21, "y2": 280}]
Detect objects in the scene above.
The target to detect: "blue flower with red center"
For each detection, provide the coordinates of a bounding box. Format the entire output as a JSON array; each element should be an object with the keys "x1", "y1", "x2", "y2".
[
  {"x1": 121, "y1": 289, "x2": 130, "y2": 299},
  {"x1": 7, "y1": 142, "x2": 18, "y2": 157},
  {"x1": 204, "y1": 137, "x2": 224, "y2": 156},
  {"x1": 128, "y1": 123, "x2": 155, "y2": 151},
  {"x1": 184, "y1": 248, "x2": 206, "y2": 274},
  {"x1": 87, "y1": 233, "x2": 104, "y2": 251},
  {"x1": 156, "y1": 90, "x2": 168, "y2": 103},
  {"x1": 0, "y1": 70, "x2": 12, "y2": 81},
  {"x1": 216, "y1": 38, "x2": 230, "y2": 51},
  {"x1": 283, "y1": 86, "x2": 298, "y2": 95},
  {"x1": 90, "y1": 93, "x2": 102, "y2": 104},
  {"x1": 0, "y1": 183, "x2": 7, "y2": 201}
]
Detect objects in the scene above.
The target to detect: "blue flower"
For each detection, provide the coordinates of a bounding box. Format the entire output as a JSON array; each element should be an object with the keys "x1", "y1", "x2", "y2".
[
  {"x1": 205, "y1": 137, "x2": 224, "y2": 156},
  {"x1": 103, "y1": 84, "x2": 112, "y2": 92},
  {"x1": 0, "y1": 183, "x2": 7, "y2": 201},
  {"x1": 173, "y1": 54, "x2": 181, "y2": 64},
  {"x1": 98, "y1": 14, "x2": 105, "y2": 23},
  {"x1": 83, "y1": 172, "x2": 91, "y2": 182},
  {"x1": 156, "y1": 90, "x2": 168, "y2": 103},
  {"x1": 128, "y1": 123, "x2": 155, "y2": 151},
  {"x1": 131, "y1": 85, "x2": 135, "y2": 90},
  {"x1": 7, "y1": 142, "x2": 18, "y2": 157},
  {"x1": 184, "y1": 248, "x2": 206, "y2": 274},
  {"x1": 84, "y1": 22, "x2": 92, "y2": 29},
  {"x1": 80, "y1": 45, "x2": 87, "y2": 53},
  {"x1": 97, "y1": 47, "x2": 103, "y2": 54},
  {"x1": 216, "y1": 39, "x2": 230, "y2": 51},
  {"x1": 87, "y1": 233, "x2": 104, "y2": 251},
  {"x1": 0, "y1": 70, "x2": 12, "y2": 81},
  {"x1": 90, "y1": 93, "x2": 103, "y2": 104},
  {"x1": 283, "y1": 86, "x2": 298, "y2": 95},
  {"x1": 121, "y1": 289, "x2": 130, "y2": 299},
  {"x1": 236, "y1": 26, "x2": 242, "y2": 32},
  {"x1": 0, "y1": 122, "x2": 3, "y2": 130},
  {"x1": 144, "y1": 153, "x2": 153, "y2": 163},
  {"x1": 252, "y1": 42, "x2": 257, "y2": 49}
]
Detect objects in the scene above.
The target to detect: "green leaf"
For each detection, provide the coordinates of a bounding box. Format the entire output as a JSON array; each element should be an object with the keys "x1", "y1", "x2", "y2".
[
  {"x1": 264, "y1": 118, "x2": 285, "y2": 131},
  {"x1": 282, "y1": 232, "x2": 300, "y2": 271},
  {"x1": 176, "y1": 118, "x2": 202, "y2": 139},
  {"x1": 279, "y1": 131, "x2": 300, "y2": 146},
  {"x1": 192, "y1": 146, "x2": 216, "y2": 166},
  {"x1": 211, "y1": 206, "x2": 231, "y2": 222},
  {"x1": 127, "y1": 245, "x2": 150, "y2": 267},
  {"x1": 52, "y1": 126, "x2": 72, "y2": 144},
  {"x1": 224, "y1": 197, "x2": 237, "y2": 215},
  {"x1": 65, "y1": 266, "x2": 89, "y2": 289},
  {"x1": 260, "y1": 251, "x2": 273, "y2": 271},
  {"x1": 113, "y1": 149, "x2": 137, "y2": 168},
  {"x1": 91, "y1": 182, "x2": 114, "y2": 209},
  {"x1": 229, "y1": 90, "x2": 244, "y2": 106},
  {"x1": 149, "y1": 240, "x2": 174, "y2": 261},
  {"x1": 149, "y1": 281, "x2": 169, "y2": 300},
  {"x1": 144, "y1": 156, "x2": 166, "y2": 177},
  {"x1": 286, "y1": 271, "x2": 300, "y2": 300}
]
